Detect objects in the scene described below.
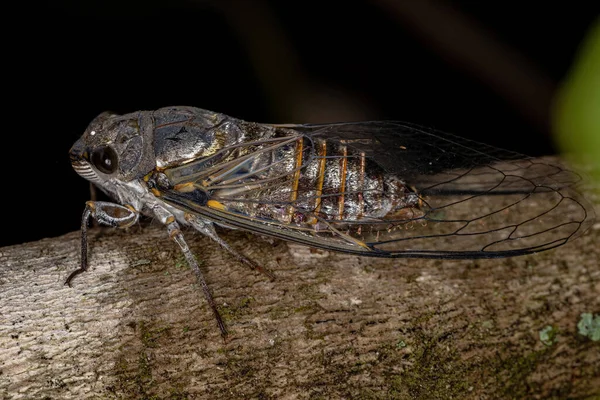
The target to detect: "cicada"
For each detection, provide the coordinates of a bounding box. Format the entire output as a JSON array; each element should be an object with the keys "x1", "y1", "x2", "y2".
[{"x1": 67, "y1": 106, "x2": 595, "y2": 337}]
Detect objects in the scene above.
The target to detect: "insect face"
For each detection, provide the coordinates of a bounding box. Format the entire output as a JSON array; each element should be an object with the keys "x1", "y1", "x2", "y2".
[{"x1": 69, "y1": 111, "x2": 156, "y2": 188}]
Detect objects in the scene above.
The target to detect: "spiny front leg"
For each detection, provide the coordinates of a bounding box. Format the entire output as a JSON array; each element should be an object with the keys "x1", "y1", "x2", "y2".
[
  {"x1": 184, "y1": 213, "x2": 275, "y2": 280},
  {"x1": 65, "y1": 201, "x2": 138, "y2": 286}
]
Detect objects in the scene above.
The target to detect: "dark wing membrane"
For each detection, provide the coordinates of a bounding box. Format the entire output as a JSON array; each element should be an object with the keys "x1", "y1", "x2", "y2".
[
  {"x1": 159, "y1": 121, "x2": 595, "y2": 259},
  {"x1": 300, "y1": 121, "x2": 572, "y2": 181}
]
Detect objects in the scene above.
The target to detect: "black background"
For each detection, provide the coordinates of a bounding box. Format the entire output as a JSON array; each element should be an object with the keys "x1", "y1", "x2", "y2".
[{"x1": 3, "y1": 1, "x2": 598, "y2": 248}]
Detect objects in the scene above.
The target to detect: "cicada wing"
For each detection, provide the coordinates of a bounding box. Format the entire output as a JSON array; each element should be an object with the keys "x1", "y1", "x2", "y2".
[
  {"x1": 158, "y1": 121, "x2": 595, "y2": 258},
  {"x1": 297, "y1": 121, "x2": 582, "y2": 185},
  {"x1": 297, "y1": 121, "x2": 595, "y2": 256},
  {"x1": 159, "y1": 189, "x2": 366, "y2": 254}
]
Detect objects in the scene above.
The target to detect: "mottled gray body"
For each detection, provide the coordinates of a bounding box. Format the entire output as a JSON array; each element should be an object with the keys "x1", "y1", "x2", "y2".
[
  {"x1": 151, "y1": 108, "x2": 412, "y2": 228},
  {"x1": 71, "y1": 105, "x2": 594, "y2": 257}
]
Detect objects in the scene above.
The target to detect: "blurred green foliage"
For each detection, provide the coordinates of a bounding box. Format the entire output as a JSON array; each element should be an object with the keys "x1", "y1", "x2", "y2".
[{"x1": 553, "y1": 17, "x2": 600, "y2": 173}]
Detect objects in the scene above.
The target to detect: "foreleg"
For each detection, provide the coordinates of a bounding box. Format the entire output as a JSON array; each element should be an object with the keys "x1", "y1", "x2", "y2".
[{"x1": 65, "y1": 201, "x2": 138, "y2": 286}]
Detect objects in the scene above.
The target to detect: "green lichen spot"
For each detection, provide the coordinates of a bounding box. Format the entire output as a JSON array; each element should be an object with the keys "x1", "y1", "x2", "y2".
[
  {"x1": 219, "y1": 296, "x2": 255, "y2": 323},
  {"x1": 139, "y1": 321, "x2": 172, "y2": 348},
  {"x1": 539, "y1": 325, "x2": 558, "y2": 346},
  {"x1": 495, "y1": 348, "x2": 550, "y2": 397},
  {"x1": 174, "y1": 254, "x2": 187, "y2": 269},
  {"x1": 137, "y1": 352, "x2": 152, "y2": 383},
  {"x1": 577, "y1": 313, "x2": 600, "y2": 341},
  {"x1": 387, "y1": 333, "x2": 471, "y2": 399},
  {"x1": 481, "y1": 320, "x2": 494, "y2": 330}
]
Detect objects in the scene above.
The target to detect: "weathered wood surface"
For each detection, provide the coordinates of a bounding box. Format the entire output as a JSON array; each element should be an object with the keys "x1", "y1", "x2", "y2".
[{"x1": 1, "y1": 181, "x2": 599, "y2": 399}]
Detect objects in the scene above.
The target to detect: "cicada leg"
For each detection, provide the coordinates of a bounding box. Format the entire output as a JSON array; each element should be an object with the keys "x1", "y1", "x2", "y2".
[
  {"x1": 138, "y1": 204, "x2": 228, "y2": 338},
  {"x1": 164, "y1": 217, "x2": 228, "y2": 338},
  {"x1": 65, "y1": 201, "x2": 138, "y2": 286},
  {"x1": 184, "y1": 214, "x2": 276, "y2": 281}
]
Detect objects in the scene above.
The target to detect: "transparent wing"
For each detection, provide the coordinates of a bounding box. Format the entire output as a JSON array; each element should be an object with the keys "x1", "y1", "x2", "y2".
[{"x1": 158, "y1": 121, "x2": 595, "y2": 259}]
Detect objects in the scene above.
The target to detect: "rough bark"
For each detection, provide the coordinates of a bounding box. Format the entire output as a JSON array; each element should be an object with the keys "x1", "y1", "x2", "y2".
[{"x1": 1, "y1": 175, "x2": 599, "y2": 399}]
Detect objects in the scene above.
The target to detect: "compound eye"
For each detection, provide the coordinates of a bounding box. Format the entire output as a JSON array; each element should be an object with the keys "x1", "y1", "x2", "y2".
[{"x1": 90, "y1": 146, "x2": 118, "y2": 174}]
